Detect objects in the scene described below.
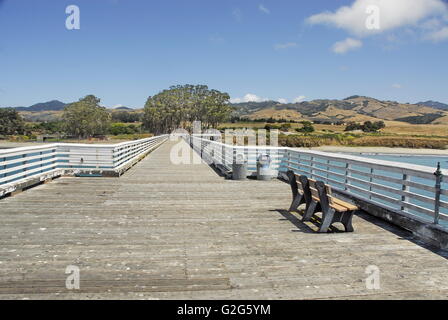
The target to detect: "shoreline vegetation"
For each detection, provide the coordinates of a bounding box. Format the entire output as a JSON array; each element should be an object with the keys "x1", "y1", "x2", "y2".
[{"x1": 2, "y1": 121, "x2": 448, "y2": 153}]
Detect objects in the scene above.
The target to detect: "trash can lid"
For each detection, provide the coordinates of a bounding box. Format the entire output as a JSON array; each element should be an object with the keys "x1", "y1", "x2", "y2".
[
  {"x1": 235, "y1": 152, "x2": 247, "y2": 163},
  {"x1": 257, "y1": 154, "x2": 271, "y2": 165}
]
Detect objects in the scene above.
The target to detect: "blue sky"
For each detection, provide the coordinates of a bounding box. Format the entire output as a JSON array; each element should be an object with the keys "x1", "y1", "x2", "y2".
[{"x1": 1, "y1": 0, "x2": 448, "y2": 108}]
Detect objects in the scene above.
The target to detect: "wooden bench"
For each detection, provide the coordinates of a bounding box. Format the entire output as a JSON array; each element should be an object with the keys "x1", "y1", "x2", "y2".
[
  {"x1": 287, "y1": 171, "x2": 321, "y2": 219},
  {"x1": 287, "y1": 170, "x2": 358, "y2": 233}
]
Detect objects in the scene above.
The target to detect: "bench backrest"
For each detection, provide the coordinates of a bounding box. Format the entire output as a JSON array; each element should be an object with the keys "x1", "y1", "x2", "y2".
[
  {"x1": 298, "y1": 175, "x2": 312, "y2": 204},
  {"x1": 316, "y1": 180, "x2": 358, "y2": 212},
  {"x1": 287, "y1": 170, "x2": 301, "y2": 199},
  {"x1": 293, "y1": 174, "x2": 337, "y2": 208},
  {"x1": 308, "y1": 179, "x2": 319, "y2": 200},
  {"x1": 291, "y1": 174, "x2": 355, "y2": 212},
  {"x1": 309, "y1": 179, "x2": 334, "y2": 206},
  {"x1": 316, "y1": 181, "x2": 331, "y2": 210},
  {"x1": 324, "y1": 184, "x2": 334, "y2": 206}
]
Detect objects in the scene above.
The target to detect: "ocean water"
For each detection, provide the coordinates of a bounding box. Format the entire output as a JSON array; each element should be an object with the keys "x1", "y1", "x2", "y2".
[{"x1": 355, "y1": 153, "x2": 448, "y2": 170}]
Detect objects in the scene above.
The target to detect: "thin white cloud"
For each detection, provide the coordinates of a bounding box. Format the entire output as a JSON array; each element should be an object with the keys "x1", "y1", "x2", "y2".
[
  {"x1": 307, "y1": 0, "x2": 447, "y2": 37},
  {"x1": 259, "y1": 4, "x2": 270, "y2": 14},
  {"x1": 230, "y1": 94, "x2": 269, "y2": 104},
  {"x1": 426, "y1": 26, "x2": 448, "y2": 41},
  {"x1": 209, "y1": 34, "x2": 225, "y2": 45},
  {"x1": 420, "y1": 18, "x2": 444, "y2": 30},
  {"x1": 274, "y1": 42, "x2": 298, "y2": 50},
  {"x1": 232, "y1": 8, "x2": 243, "y2": 22},
  {"x1": 293, "y1": 96, "x2": 306, "y2": 103},
  {"x1": 392, "y1": 83, "x2": 403, "y2": 89},
  {"x1": 230, "y1": 94, "x2": 306, "y2": 104},
  {"x1": 332, "y1": 38, "x2": 363, "y2": 54}
]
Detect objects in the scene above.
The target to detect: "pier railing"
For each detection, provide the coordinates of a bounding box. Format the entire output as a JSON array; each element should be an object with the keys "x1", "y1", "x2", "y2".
[
  {"x1": 188, "y1": 135, "x2": 285, "y2": 174},
  {"x1": 188, "y1": 135, "x2": 448, "y2": 226},
  {"x1": 0, "y1": 135, "x2": 168, "y2": 196}
]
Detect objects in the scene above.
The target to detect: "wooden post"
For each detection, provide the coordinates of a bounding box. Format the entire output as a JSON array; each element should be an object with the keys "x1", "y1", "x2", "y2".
[{"x1": 369, "y1": 168, "x2": 374, "y2": 200}]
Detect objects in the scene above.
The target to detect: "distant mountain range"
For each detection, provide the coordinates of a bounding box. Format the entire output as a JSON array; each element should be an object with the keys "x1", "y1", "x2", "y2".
[
  {"x1": 417, "y1": 100, "x2": 448, "y2": 111},
  {"x1": 13, "y1": 100, "x2": 67, "y2": 112},
  {"x1": 3, "y1": 97, "x2": 448, "y2": 125},
  {"x1": 231, "y1": 96, "x2": 448, "y2": 125},
  {"x1": 9, "y1": 100, "x2": 136, "y2": 112},
  {"x1": 3, "y1": 100, "x2": 137, "y2": 122}
]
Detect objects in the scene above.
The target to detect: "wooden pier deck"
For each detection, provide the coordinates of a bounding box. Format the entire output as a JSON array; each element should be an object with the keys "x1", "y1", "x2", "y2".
[{"x1": 1, "y1": 140, "x2": 448, "y2": 300}]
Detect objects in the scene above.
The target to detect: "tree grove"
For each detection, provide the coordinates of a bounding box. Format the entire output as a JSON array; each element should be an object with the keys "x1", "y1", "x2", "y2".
[{"x1": 143, "y1": 85, "x2": 233, "y2": 134}]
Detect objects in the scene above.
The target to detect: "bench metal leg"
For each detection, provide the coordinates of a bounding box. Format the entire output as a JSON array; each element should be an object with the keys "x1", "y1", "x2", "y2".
[
  {"x1": 341, "y1": 211, "x2": 355, "y2": 232},
  {"x1": 318, "y1": 209, "x2": 335, "y2": 233},
  {"x1": 289, "y1": 193, "x2": 304, "y2": 212},
  {"x1": 302, "y1": 201, "x2": 319, "y2": 222}
]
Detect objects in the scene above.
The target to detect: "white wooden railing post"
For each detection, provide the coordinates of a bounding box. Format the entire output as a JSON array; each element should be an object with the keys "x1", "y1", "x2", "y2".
[
  {"x1": 310, "y1": 156, "x2": 315, "y2": 179},
  {"x1": 401, "y1": 174, "x2": 410, "y2": 212},
  {"x1": 22, "y1": 154, "x2": 28, "y2": 178},
  {"x1": 221, "y1": 145, "x2": 225, "y2": 166},
  {"x1": 39, "y1": 151, "x2": 43, "y2": 172},
  {"x1": 344, "y1": 163, "x2": 351, "y2": 191},
  {"x1": 434, "y1": 163, "x2": 443, "y2": 224}
]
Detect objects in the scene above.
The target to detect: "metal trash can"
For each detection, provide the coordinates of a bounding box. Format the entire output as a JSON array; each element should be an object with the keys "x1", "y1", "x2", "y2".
[
  {"x1": 257, "y1": 154, "x2": 276, "y2": 181},
  {"x1": 232, "y1": 153, "x2": 248, "y2": 180}
]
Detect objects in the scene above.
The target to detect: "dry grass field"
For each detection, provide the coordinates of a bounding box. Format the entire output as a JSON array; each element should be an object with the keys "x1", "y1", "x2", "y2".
[
  {"x1": 218, "y1": 121, "x2": 448, "y2": 149},
  {"x1": 382, "y1": 122, "x2": 448, "y2": 136},
  {"x1": 220, "y1": 121, "x2": 448, "y2": 137}
]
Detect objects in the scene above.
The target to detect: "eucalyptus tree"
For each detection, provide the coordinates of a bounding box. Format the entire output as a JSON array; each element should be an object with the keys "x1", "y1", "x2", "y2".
[
  {"x1": 143, "y1": 85, "x2": 233, "y2": 134},
  {"x1": 0, "y1": 108, "x2": 26, "y2": 135},
  {"x1": 62, "y1": 95, "x2": 111, "y2": 138}
]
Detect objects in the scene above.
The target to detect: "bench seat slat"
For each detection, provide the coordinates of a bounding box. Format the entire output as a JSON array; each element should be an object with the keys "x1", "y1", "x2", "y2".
[
  {"x1": 327, "y1": 198, "x2": 350, "y2": 212},
  {"x1": 331, "y1": 197, "x2": 358, "y2": 211},
  {"x1": 306, "y1": 178, "x2": 358, "y2": 212}
]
